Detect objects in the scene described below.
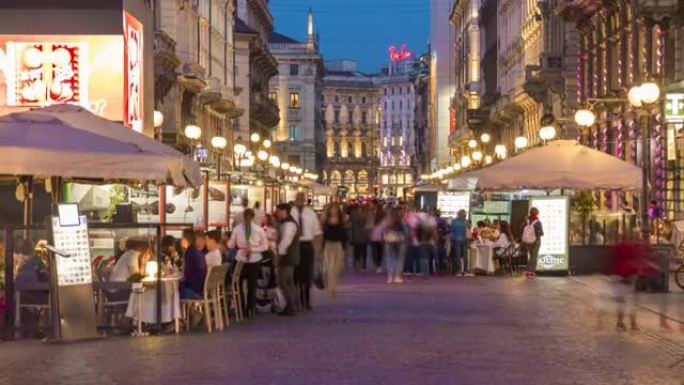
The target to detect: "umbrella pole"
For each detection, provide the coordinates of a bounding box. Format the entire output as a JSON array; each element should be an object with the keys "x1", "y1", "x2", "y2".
[{"x1": 22, "y1": 176, "x2": 33, "y2": 227}]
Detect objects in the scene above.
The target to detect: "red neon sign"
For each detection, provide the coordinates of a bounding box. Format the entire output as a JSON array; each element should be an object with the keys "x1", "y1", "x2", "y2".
[
  {"x1": 123, "y1": 12, "x2": 143, "y2": 132},
  {"x1": 7, "y1": 42, "x2": 84, "y2": 106},
  {"x1": 389, "y1": 44, "x2": 413, "y2": 63}
]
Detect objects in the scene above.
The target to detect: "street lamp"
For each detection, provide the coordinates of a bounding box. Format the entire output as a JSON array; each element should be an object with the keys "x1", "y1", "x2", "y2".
[
  {"x1": 461, "y1": 155, "x2": 472, "y2": 168},
  {"x1": 574, "y1": 108, "x2": 596, "y2": 127},
  {"x1": 468, "y1": 139, "x2": 478, "y2": 149},
  {"x1": 281, "y1": 162, "x2": 290, "y2": 171},
  {"x1": 184, "y1": 124, "x2": 202, "y2": 140},
  {"x1": 480, "y1": 133, "x2": 491, "y2": 144},
  {"x1": 250, "y1": 132, "x2": 261, "y2": 143},
  {"x1": 263, "y1": 139, "x2": 272, "y2": 149},
  {"x1": 153, "y1": 110, "x2": 164, "y2": 128},
  {"x1": 494, "y1": 144, "x2": 507, "y2": 159},
  {"x1": 257, "y1": 150, "x2": 269, "y2": 161},
  {"x1": 484, "y1": 155, "x2": 493, "y2": 165},
  {"x1": 472, "y1": 150, "x2": 483, "y2": 162},
  {"x1": 539, "y1": 125, "x2": 557, "y2": 141},
  {"x1": 628, "y1": 80, "x2": 661, "y2": 246},
  {"x1": 515, "y1": 136, "x2": 528, "y2": 150},
  {"x1": 211, "y1": 136, "x2": 227, "y2": 180}
]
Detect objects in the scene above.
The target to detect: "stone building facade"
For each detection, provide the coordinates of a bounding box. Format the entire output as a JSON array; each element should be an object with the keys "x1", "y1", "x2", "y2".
[
  {"x1": 268, "y1": 9, "x2": 324, "y2": 172},
  {"x1": 321, "y1": 61, "x2": 380, "y2": 197},
  {"x1": 234, "y1": 0, "x2": 279, "y2": 143},
  {"x1": 378, "y1": 55, "x2": 419, "y2": 198},
  {"x1": 155, "y1": 0, "x2": 239, "y2": 174},
  {"x1": 559, "y1": 0, "x2": 684, "y2": 218}
]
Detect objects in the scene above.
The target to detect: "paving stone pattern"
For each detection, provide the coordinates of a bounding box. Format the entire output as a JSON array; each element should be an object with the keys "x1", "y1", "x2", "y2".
[{"x1": 0, "y1": 275, "x2": 683, "y2": 385}]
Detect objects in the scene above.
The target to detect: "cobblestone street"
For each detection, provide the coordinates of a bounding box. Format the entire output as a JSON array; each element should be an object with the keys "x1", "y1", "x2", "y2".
[{"x1": 0, "y1": 275, "x2": 683, "y2": 385}]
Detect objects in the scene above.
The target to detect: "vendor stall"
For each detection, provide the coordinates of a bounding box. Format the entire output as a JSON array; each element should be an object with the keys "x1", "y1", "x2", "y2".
[{"x1": 450, "y1": 140, "x2": 642, "y2": 275}]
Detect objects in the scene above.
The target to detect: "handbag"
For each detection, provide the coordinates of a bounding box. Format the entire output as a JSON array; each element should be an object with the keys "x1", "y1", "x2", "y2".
[{"x1": 313, "y1": 262, "x2": 325, "y2": 290}]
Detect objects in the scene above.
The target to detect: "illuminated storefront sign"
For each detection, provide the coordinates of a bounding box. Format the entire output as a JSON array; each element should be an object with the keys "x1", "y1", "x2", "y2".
[
  {"x1": 389, "y1": 44, "x2": 413, "y2": 63},
  {"x1": 1, "y1": 35, "x2": 125, "y2": 123},
  {"x1": 123, "y1": 12, "x2": 143, "y2": 132},
  {"x1": 665, "y1": 92, "x2": 684, "y2": 124},
  {"x1": 6, "y1": 42, "x2": 87, "y2": 106},
  {"x1": 529, "y1": 196, "x2": 569, "y2": 272}
]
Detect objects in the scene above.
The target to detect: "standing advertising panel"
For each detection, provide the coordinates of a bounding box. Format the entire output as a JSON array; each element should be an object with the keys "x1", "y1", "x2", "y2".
[
  {"x1": 49, "y1": 204, "x2": 99, "y2": 341},
  {"x1": 436, "y1": 192, "x2": 471, "y2": 219},
  {"x1": 165, "y1": 185, "x2": 204, "y2": 228},
  {"x1": 529, "y1": 196, "x2": 569, "y2": 272}
]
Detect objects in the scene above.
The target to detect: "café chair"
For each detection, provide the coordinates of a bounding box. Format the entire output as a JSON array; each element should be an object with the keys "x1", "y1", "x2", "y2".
[
  {"x1": 180, "y1": 265, "x2": 225, "y2": 333},
  {"x1": 224, "y1": 261, "x2": 244, "y2": 323}
]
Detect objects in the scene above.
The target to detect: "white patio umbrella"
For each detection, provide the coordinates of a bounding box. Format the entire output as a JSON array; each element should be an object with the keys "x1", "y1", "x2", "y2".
[
  {"x1": 0, "y1": 104, "x2": 201, "y2": 187},
  {"x1": 449, "y1": 140, "x2": 642, "y2": 191}
]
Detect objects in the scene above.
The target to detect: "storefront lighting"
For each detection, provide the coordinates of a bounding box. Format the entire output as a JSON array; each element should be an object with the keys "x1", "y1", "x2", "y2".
[
  {"x1": 515, "y1": 136, "x2": 528, "y2": 149},
  {"x1": 153, "y1": 110, "x2": 164, "y2": 128},
  {"x1": 184, "y1": 124, "x2": 202, "y2": 140},
  {"x1": 269, "y1": 155, "x2": 280, "y2": 167},
  {"x1": 263, "y1": 139, "x2": 272, "y2": 148},
  {"x1": 250, "y1": 132, "x2": 261, "y2": 143},
  {"x1": 281, "y1": 162, "x2": 290, "y2": 171},
  {"x1": 289, "y1": 166, "x2": 297, "y2": 173},
  {"x1": 211, "y1": 136, "x2": 227, "y2": 150},
  {"x1": 453, "y1": 163, "x2": 461, "y2": 171},
  {"x1": 256, "y1": 180, "x2": 264, "y2": 186},
  {"x1": 257, "y1": 150, "x2": 269, "y2": 161},
  {"x1": 468, "y1": 139, "x2": 477, "y2": 149},
  {"x1": 574, "y1": 109, "x2": 596, "y2": 127},
  {"x1": 484, "y1": 155, "x2": 493, "y2": 164},
  {"x1": 480, "y1": 133, "x2": 491, "y2": 144},
  {"x1": 472, "y1": 150, "x2": 483, "y2": 162},
  {"x1": 446, "y1": 166, "x2": 454, "y2": 174}
]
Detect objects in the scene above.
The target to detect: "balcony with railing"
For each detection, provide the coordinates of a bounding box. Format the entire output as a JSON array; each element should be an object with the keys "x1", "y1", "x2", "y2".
[{"x1": 251, "y1": 93, "x2": 280, "y2": 128}]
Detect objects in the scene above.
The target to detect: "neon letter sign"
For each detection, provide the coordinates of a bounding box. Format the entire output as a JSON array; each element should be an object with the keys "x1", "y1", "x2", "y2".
[
  {"x1": 123, "y1": 12, "x2": 144, "y2": 132},
  {"x1": 389, "y1": 44, "x2": 413, "y2": 63}
]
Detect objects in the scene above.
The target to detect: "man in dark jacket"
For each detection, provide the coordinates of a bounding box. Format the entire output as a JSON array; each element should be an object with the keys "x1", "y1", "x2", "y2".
[{"x1": 276, "y1": 203, "x2": 300, "y2": 316}]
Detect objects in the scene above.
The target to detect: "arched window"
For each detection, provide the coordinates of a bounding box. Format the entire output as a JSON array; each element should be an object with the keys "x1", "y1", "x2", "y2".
[
  {"x1": 358, "y1": 170, "x2": 368, "y2": 181},
  {"x1": 344, "y1": 170, "x2": 355, "y2": 184}
]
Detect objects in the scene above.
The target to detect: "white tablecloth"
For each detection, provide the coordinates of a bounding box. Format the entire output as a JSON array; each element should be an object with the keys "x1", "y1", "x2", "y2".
[
  {"x1": 470, "y1": 244, "x2": 495, "y2": 274},
  {"x1": 125, "y1": 278, "x2": 181, "y2": 324}
]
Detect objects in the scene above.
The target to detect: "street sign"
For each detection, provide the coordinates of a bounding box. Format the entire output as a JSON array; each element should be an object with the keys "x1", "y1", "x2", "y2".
[{"x1": 665, "y1": 92, "x2": 684, "y2": 123}]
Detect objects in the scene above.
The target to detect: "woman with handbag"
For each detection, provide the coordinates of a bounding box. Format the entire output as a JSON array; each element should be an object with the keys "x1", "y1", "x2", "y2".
[{"x1": 383, "y1": 208, "x2": 408, "y2": 284}]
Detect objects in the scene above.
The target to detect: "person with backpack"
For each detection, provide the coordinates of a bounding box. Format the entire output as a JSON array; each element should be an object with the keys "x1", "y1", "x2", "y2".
[{"x1": 521, "y1": 207, "x2": 544, "y2": 278}]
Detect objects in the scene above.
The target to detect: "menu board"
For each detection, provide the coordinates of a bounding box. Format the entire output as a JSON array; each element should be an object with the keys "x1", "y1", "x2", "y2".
[
  {"x1": 51, "y1": 215, "x2": 93, "y2": 286},
  {"x1": 437, "y1": 192, "x2": 471, "y2": 219},
  {"x1": 529, "y1": 197, "x2": 569, "y2": 271},
  {"x1": 207, "y1": 181, "x2": 229, "y2": 227}
]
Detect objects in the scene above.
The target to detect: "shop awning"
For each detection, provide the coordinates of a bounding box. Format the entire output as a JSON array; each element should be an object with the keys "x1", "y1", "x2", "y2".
[
  {"x1": 0, "y1": 104, "x2": 201, "y2": 187},
  {"x1": 449, "y1": 140, "x2": 642, "y2": 191}
]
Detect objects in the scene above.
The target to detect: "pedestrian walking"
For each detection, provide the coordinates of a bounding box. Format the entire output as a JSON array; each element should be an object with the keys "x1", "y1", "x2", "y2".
[
  {"x1": 322, "y1": 204, "x2": 348, "y2": 298},
  {"x1": 369, "y1": 203, "x2": 386, "y2": 273},
  {"x1": 450, "y1": 209, "x2": 470, "y2": 276},
  {"x1": 383, "y1": 208, "x2": 407, "y2": 284},
  {"x1": 350, "y1": 204, "x2": 369, "y2": 271},
  {"x1": 521, "y1": 207, "x2": 544, "y2": 278},
  {"x1": 434, "y1": 209, "x2": 450, "y2": 275},
  {"x1": 275, "y1": 203, "x2": 300, "y2": 316},
  {"x1": 291, "y1": 192, "x2": 322, "y2": 310}
]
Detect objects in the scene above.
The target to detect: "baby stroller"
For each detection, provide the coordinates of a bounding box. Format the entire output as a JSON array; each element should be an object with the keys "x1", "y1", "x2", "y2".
[{"x1": 255, "y1": 255, "x2": 279, "y2": 311}]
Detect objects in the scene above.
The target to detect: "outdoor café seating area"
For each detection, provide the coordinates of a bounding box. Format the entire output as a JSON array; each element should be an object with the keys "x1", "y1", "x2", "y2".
[{"x1": 2, "y1": 223, "x2": 248, "y2": 340}]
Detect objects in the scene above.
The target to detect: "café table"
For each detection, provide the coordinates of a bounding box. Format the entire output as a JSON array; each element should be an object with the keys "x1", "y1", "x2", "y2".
[
  {"x1": 125, "y1": 277, "x2": 181, "y2": 335},
  {"x1": 470, "y1": 242, "x2": 495, "y2": 274}
]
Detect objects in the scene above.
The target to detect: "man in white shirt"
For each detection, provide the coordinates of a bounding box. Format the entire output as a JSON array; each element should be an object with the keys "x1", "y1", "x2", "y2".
[
  {"x1": 204, "y1": 230, "x2": 223, "y2": 268},
  {"x1": 291, "y1": 192, "x2": 322, "y2": 310}
]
